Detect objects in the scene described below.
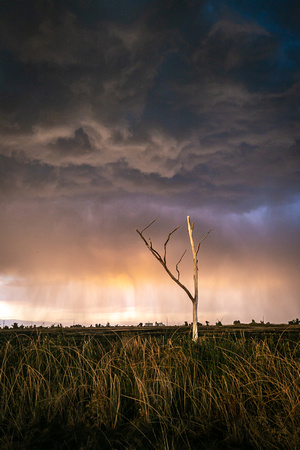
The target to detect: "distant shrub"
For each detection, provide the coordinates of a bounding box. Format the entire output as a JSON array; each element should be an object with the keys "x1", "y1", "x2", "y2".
[{"x1": 288, "y1": 318, "x2": 300, "y2": 325}]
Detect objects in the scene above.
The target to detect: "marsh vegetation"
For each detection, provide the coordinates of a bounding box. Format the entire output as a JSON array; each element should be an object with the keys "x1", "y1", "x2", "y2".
[{"x1": 0, "y1": 327, "x2": 299, "y2": 449}]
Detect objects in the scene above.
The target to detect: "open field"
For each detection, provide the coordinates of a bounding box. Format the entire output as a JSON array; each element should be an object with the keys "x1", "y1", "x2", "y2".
[{"x1": 0, "y1": 325, "x2": 299, "y2": 449}]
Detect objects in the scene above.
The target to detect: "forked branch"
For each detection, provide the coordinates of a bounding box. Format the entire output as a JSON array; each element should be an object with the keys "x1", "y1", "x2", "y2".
[
  {"x1": 136, "y1": 220, "x2": 194, "y2": 302},
  {"x1": 187, "y1": 216, "x2": 213, "y2": 256}
]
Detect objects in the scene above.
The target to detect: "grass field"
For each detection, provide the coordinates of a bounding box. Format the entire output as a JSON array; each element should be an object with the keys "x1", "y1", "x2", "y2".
[{"x1": 0, "y1": 325, "x2": 299, "y2": 449}]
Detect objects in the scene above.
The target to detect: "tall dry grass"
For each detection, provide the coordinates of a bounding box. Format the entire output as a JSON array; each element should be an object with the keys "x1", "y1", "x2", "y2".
[{"x1": 0, "y1": 331, "x2": 299, "y2": 449}]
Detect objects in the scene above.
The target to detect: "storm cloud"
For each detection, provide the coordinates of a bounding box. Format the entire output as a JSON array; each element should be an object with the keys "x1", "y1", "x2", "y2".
[{"x1": 0, "y1": 0, "x2": 299, "y2": 325}]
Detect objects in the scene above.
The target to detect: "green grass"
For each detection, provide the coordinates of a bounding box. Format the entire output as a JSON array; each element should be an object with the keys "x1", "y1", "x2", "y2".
[{"x1": 0, "y1": 330, "x2": 299, "y2": 449}]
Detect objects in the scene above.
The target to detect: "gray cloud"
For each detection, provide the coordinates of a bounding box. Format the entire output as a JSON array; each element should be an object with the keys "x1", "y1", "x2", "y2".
[
  {"x1": 0, "y1": 0, "x2": 299, "y2": 324},
  {"x1": 48, "y1": 127, "x2": 92, "y2": 156}
]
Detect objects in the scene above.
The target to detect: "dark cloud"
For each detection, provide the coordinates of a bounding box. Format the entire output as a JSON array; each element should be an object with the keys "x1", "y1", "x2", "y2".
[
  {"x1": 0, "y1": 0, "x2": 299, "y2": 323},
  {"x1": 0, "y1": 152, "x2": 57, "y2": 196},
  {"x1": 48, "y1": 127, "x2": 92, "y2": 156},
  {"x1": 0, "y1": 152, "x2": 112, "y2": 199}
]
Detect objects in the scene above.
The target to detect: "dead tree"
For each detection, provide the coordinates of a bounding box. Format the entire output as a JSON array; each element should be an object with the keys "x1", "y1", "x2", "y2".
[{"x1": 136, "y1": 216, "x2": 212, "y2": 341}]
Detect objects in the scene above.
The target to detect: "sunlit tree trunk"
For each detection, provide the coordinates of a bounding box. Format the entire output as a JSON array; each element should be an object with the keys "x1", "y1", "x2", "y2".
[
  {"x1": 187, "y1": 215, "x2": 199, "y2": 341},
  {"x1": 192, "y1": 299, "x2": 198, "y2": 342},
  {"x1": 136, "y1": 216, "x2": 212, "y2": 342}
]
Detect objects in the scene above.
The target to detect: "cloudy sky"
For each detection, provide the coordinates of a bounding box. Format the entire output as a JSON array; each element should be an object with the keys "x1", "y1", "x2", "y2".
[{"x1": 0, "y1": 0, "x2": 299, "y2": 326}]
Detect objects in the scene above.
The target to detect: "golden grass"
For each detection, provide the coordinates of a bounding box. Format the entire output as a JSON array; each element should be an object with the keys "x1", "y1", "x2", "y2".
[{"x1": 0, "y1": 331, "x2": 299, "y2": 449}]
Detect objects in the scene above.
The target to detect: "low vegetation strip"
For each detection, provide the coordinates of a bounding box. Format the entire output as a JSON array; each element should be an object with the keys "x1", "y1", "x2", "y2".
[{"x1": 0, "y1": 330, "x2": 299, "y2": 449}]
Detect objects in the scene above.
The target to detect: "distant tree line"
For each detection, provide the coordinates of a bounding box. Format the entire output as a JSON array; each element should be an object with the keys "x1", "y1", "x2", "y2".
[{"x1": 1, "y1": 318, "x2": 299, "y2": 330}]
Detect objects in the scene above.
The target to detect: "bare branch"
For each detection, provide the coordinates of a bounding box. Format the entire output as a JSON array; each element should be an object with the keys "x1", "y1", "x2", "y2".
[
  {"x1": 187, "y1": 216, "x2": 196, "y2": 256},
  {"x1": 151, "y1": 246, "x2": 162, "y2": 260},
  {"x1": 136, "y1": 219, "x2": 194, "y2": 302},
  {"x1": 195, "y1": 229, "x2": 213, "y2": 255},
  {"x1": 164, "y1": 225, "x2": 180, "y2": 263},
  {"x1": 161, "y1": 260, "x2": 194, "y2": 302},
  {"x1": 176, "y1": 249, "x2": 187, "y2": 281},
  {"x1": 140, "y1": 218, "x2": 157, "y2": 234}
]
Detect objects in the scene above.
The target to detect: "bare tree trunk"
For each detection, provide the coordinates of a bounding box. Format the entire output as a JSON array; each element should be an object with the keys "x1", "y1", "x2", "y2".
[
  {"x1": 192, "y1": 299, "x2": 198, "y2": 341},
  {"x1": 136, "y1": 216, "x2": 212, "y2": 343},
  {"x1": 187, "y1": 216, "x2": 199, "y2": 341}
]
